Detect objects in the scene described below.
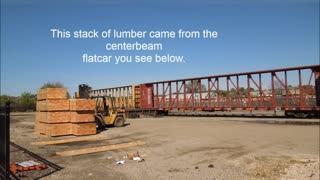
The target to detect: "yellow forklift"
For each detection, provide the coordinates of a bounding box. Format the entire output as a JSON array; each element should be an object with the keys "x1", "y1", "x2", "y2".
[
  {"x1": 77, "y1": 84, "x2": 126, "y2": 129},
  {"x1": 94, "y1": 95, "x2": 126, "y2": 129}
]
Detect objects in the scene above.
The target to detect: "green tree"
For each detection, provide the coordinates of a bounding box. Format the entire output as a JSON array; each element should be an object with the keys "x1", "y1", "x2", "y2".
[
  {"x1": 186, "y1": 80, "x2": 207, "y2": 93},
  {"x1": 239, "y1": 87, "x2": 247, "y2": 96},
  {"x1": 19, "y1": 92, "x2": 36, "y2": 111},
  {"x1": 40, "y1": 81, "x2": 71, "y2": 98},
  {"x1": 219, "y1": 90, "x2": 227, "y2": 97},
  {"x1": 274, "y1": 80, "x2": 283, "y2": 95},
  {"x1": 0, "y1": 95, "x2": 17, "y2": 106},
  {"x1": 230, "y1": 88, "x2": 237, "y2": 98},
  {"x1": 40, "y1": 81, "x2": 66, "y2": 89}
]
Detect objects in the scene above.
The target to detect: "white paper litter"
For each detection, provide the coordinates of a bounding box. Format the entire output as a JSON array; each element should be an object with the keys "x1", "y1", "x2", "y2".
[
  {"x1": 116, "y1": 160, "x2": 125, "y2": 165},
  {"x1": 133, "y1": 157, "x2": 142, "y2": 161},
  {"x1": 18, "y1": 160, "x2": 40, "y2": 167}
]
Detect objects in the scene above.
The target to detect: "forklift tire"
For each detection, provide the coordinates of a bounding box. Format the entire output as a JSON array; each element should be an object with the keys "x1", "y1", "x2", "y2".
[
  {"x1": 114, "y1": 116, "x2": 125, "y2": 127},
  {"x1": 95, "y1": 116, "x2": 104, "y2": 130}
]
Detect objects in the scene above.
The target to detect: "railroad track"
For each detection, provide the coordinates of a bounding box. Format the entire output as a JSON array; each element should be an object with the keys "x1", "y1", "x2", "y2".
[
  {"x1": 167, "y1": 112, "x2": 285, "y2": 119},
  {"x1": 166, "y1": 113, "x2": 320, "y2": 125}
]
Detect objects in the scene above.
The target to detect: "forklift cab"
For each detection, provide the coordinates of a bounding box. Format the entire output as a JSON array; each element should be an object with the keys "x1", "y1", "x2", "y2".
[
  {"x1": 77, "y1": 84, "x2": 126, "y2": 129},
  {"x1": 93, "y1": 96, "x2": 126, "y2": 129},
  {"x1": 95, "y1": 96, "x2": 113, "y2": 116}
]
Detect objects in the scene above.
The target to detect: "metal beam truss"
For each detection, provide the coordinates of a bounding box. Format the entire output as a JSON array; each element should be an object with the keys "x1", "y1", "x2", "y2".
[
  {"x1": 151, "y1": 65, "x2": 320, "y2": 111},
  {"x1": 87, "y1": 65, "x2": 320, "y2": 112}
]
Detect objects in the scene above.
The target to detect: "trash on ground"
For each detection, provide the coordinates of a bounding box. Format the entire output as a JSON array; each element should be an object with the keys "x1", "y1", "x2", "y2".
[
  {"x1": 131, "y1": 157, "x2": 145, "y2": 162},
  {"x1": 18, "y1": 160, "x2": 40, "y2": 167},
  {"x1": 127, "y1": 151, "x2": 140, "y2": 160},
  {"x1": 10, "y1": 161, "x2": 47, "y2": 174},
  {"x1": 133, "y1": 157, "x2": 141, "y2": 161},
  {"x1": 116, "y1": 160, "x2": 125, "y2": 165}
]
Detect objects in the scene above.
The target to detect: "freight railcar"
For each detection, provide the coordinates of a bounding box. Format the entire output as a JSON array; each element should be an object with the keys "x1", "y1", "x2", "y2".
[{"x1": 79, "y1": 65, "x2": 320, "y2": 118}]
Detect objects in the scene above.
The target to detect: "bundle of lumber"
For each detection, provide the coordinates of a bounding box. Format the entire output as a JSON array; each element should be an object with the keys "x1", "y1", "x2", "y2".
[
  {"x1": 69, "y1": 99, "x2": 96, "y2": 136},
  {"x1": 35, "y1": 88, "x2": 96, "y2": 136}
]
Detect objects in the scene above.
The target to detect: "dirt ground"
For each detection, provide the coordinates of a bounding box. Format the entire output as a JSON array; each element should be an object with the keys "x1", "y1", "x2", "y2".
[{"x1": 9, "y1": 112, "x2": 320, "y2": 180}]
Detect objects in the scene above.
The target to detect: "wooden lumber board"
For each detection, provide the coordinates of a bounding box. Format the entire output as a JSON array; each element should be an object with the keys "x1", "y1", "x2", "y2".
[
  {"x1": 34, "y1": 121, "x2": 38, "y2": 133},
  {"x1": 36, "y1": 100, "x2": 70, "y2": 111},
  {"x1": 35, "y1": 111, "x2": 40, "y2": 122},
  {"x1": 37, "y1": 111, "x2": 70, "y2": 123},
  {"x1": 40, "y1": 123, "x2": 72, "y2": 136},
  {"x1": 37, "y1": 122, "x2": 46, "y2": 134},
  {"x1": 36, "y1": 111, "x2": 93, "y2": 123},
  {"x1": 56, "y1": 141, "x2": 145, "y2": 156},
  {"x1": 33, "y1": 132, "x2": 50, "y2": 138},
  {"x1": 70, "y1": 111, "x2": 94, "y2": 123},
  {"x1": 69, "y1": 99, "x2": 95, "y2": 111},
  {"x1": 72, "y1": 123, "x2": 96, "y2": 136},
  {"x1": 35, "y1": 112, "x2": 40, "y2": 132},
  {"x1": 36, "y1": 122, "x2": 96, "y2": 136},
  {"x1": 31, "y1": 135, "x2": 108, "y2": 146},
  {"x1": 37, "y1": 88, "x2": 67, "y2": 100},
  {"x1": 34, "y1": 120, "x2": 41, "y2": 133}
]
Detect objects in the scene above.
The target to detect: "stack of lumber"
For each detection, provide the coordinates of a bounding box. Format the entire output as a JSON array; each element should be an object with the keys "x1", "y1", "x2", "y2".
[
  {"x1": 35, "y1": 88, "x2": 96, "y2": 136},
  {"x1": 69, "y1": 99, "x2": 96, "y2": 135}
]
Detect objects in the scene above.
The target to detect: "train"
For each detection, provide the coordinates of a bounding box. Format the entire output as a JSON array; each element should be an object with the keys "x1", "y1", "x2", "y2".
[{"x1": 78, "y1": 64, "x2": 320, "y2": 118}]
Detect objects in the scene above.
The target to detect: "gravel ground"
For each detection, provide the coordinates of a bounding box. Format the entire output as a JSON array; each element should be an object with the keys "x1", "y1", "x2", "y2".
[{"x1": 9, "y1": 112, "x2": 320, "y2": 180}]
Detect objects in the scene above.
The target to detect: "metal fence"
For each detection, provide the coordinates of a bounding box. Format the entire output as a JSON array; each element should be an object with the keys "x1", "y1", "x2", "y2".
[{"x1": 0, "y1": 102, "x2": 10, "y2": 180}]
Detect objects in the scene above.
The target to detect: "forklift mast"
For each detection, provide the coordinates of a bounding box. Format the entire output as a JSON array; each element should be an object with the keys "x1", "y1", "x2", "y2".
[{"x1": 78, "y1": 84, "x2": 92, "y2": 98}]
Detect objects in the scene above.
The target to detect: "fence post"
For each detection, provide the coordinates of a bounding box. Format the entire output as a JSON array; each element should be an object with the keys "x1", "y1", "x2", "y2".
[{"x1": 0, "y1": 102, "x2": 10, "y2": 179}]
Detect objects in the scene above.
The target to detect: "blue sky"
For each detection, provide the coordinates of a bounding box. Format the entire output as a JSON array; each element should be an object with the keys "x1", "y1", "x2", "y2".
[{"x1": 1, "y1": 0, "x2": 319, "y2": 96}]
